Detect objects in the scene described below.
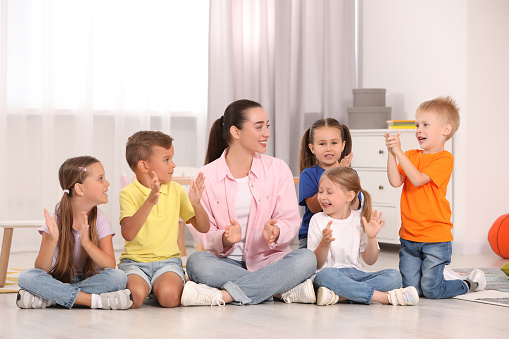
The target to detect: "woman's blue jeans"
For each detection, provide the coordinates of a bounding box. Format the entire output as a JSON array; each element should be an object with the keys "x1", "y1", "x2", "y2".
[{"x1": 186, "y1": 248, "x2": 317, "y2": 305}]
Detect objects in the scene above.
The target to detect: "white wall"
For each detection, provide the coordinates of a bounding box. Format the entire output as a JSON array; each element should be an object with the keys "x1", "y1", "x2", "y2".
[{"x1": 360, "y1": 0, "x2": 509, "y2": 254}]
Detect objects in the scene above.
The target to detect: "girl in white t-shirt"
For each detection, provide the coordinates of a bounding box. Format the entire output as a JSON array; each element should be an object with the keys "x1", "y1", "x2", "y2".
[
  {"x1": 17, "y1": 156, "x2": 132, "y2": 310},
  {"x1": 308, "y1": 167, "x2": 419, "y2": 306}
]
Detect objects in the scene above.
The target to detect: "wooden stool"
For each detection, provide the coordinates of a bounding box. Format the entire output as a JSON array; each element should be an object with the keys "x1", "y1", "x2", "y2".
[{"x1": 0, "y1": 220, "x2": 44, "y2": 287}]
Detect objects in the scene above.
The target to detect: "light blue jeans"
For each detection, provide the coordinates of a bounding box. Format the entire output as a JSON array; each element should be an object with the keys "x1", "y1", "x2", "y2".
[
  {"x1": 186, "y1": 248, "x2": 317, "y2": 305},
  {"x1": 18, "y1": 268, "x2": 128, "y2": 309},
  {"x1": 314, "y1": 267, "x2": 402, "y2": 304},
  {"x1": 399, "y1": 238, "x2": 468, "y2": 299}
]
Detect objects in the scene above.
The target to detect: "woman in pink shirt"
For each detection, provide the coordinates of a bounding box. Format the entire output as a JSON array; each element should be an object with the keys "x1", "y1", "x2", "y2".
[{"x1": 182, "y1": 99, "x2": 317, "y2": 306}]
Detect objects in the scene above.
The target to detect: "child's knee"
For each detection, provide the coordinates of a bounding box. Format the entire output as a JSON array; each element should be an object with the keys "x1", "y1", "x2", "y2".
[
  {"x1": 387, "y1": 269, "x2": 403, "y2": 287},
  {"x1": 294, "y1": 248, "x2": 317, "y2": 275},
  {"x1": 17, "y1": 268, "x2": 42, "y2": 290},
  {"x1": 126, "y1": 278, "x2": 150, "y2": 308},
  {"x1": 155, "y1": 285, "x2": 182, "y2": 308},
  {"x1": 421, "y1": 287, "x2": 441, "y2": 299},
  {"x1": 102, "y1": 268, "x2": 128, "y2": 290}
]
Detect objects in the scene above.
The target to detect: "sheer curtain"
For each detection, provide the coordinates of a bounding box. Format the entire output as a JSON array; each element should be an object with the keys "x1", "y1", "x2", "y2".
[
  {"x1": 0, "y1": 0, "x2": 209, "y2": 250},
  {"x1": 208, "y1": 0, "x2": 355, "y2": 173}
]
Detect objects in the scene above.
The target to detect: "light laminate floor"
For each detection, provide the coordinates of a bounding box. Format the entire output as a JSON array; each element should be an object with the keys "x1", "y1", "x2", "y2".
[{"x1": 1, "y1": 246, "x2": 508, "y2": 339}]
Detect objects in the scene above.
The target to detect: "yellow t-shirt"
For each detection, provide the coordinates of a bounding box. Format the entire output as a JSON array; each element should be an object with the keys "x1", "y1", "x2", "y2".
[
  {"x1": 119, "y1": 178, "x2": 195, "y2": 263},
  {"x1": 398, "y1": 150, "x2": 454, "y2": 243}
]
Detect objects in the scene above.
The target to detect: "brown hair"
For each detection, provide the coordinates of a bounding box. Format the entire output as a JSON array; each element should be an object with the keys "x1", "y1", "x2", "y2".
[
  {"x1": 299, "y1": 118, "x2": 352, "y2": 173},
  {"x1": 416, "y1": 96, "x2": 460, "y2": 140},
  {"x1": 205, "y1": 99, "x2": 262, "y2": 164},
  {"x1": 321, "y1": 167, "x2": 372, "y2": 223},
  {"x1": 51, "y1": 156, "x2": 100, "y2": 283},
  {"x1": 125, "y1": 131, "x2": 174, "y2": 171}
]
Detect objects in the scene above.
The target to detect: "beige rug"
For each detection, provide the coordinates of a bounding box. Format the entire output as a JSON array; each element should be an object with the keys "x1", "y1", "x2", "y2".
[{"x1": 0, "y1": 268, "x2": 23, "y2": 293}]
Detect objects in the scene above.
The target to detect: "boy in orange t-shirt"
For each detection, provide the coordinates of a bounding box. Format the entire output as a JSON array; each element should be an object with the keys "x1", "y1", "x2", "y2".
[{"x1": 385, "y1": 96, "x2": 486, "y2": 299}]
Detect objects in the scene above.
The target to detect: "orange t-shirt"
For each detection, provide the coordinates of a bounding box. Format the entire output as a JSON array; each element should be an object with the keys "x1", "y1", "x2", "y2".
[{"x1": 398, "y1": 150, "x2": 453, "y2": 242}]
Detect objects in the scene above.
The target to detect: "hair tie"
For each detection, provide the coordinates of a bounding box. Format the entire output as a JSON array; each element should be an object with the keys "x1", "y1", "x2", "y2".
[
  {"x1": 63, "y1": 189, "x2": 70, "y2": 195},
  {"x1": 220, "y1": 116, "x2": 224, "y2": 124}
]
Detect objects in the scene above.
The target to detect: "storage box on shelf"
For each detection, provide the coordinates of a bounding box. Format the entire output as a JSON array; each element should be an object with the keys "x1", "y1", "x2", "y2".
[{"x1": 350, "y1": 129, "x2": 453, "y2": 244}]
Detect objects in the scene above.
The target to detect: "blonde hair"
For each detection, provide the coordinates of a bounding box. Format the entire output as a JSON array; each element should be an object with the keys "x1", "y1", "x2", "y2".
[
  {"x1": 321, "y1": 167, "x2": 372, "y2": 223},
  {"x1": 416, "y1": 96, "x2": 460, "y2": 140}
]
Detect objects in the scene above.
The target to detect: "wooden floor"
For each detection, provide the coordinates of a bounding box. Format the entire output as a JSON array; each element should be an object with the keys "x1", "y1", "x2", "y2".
[{"x1": 1, "y1": 245, "x2": 508, "y2": 338}]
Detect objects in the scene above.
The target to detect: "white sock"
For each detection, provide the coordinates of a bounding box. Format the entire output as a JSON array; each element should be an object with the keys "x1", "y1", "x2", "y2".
[{"x1": 91, "y1": 294, "x2": 102, "y2": 309}]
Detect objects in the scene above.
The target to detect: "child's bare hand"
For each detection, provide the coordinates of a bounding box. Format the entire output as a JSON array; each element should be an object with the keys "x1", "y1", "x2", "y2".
[
  {"x1": 338, "y1": 153, "x2": 353, "y2": 167},
  {"x1": 321, "y1": 220, "x2": 335, "y2": 243},
  {"x1": 224, "y1": 220, "x2": 242, "y2": 244},
  {"x1": 385, "y1": 131, "x2": 402, "y2": 154},
  {"x1": 147, "y1": 171, "x2": 160, "y2": 205},
  {"x1": 263, "y1": 219, "x2": 280, "y2": 246},
  {"x1": 43, "y1": 208, "x2": 59, "y2": 243},
  {"x1": 362, "y1": 210, "x2": 385, "y2": 239},
  {"x1": 189, "y1": 172, "x2": 205, "y2": 206},
  {"x1": 79, "y1": 211, "x2": 91, "y2": 249}
]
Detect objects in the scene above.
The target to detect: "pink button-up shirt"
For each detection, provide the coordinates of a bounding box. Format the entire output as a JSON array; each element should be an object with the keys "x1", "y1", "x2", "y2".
[{"x1": 189, "y1": 149, "x2": 300, "y2": 271}]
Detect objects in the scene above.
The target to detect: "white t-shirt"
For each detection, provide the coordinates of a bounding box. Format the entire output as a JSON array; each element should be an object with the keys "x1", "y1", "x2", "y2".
[
  {"x1": 307, "y1": 210, "x2": 378, "y2": 273},
  {"x1": 227, "y1": 176, "x2": 252, "y2": 261}
]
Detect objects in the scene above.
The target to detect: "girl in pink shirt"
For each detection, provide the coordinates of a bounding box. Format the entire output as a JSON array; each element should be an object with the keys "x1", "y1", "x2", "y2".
[{"x1": 182, "y1": 99, "x2": 317, "y2": 306}]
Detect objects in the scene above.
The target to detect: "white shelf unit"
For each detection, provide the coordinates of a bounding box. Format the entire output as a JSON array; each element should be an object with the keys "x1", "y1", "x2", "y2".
[{"x1": 350, "y1": 129, "x2": 453, "y2": 244}]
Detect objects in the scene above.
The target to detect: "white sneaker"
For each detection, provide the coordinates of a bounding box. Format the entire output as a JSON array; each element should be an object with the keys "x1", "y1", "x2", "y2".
[
  {"x1": 281, "y1": 279, "x2": 316, "y2": 304},
  {"x1": 99, "y1": 289, "x2": 134, "y2": 310},
  {"x1": 181, "y1": 281, "x2": 225, "y2": 306},
  {"x1": 16, "y1": 290, "x2": 51, "y2": 309},
  {"x1": 316, "y1": 287, "x2": 340, "y2": 306},
  {"x1": 467, "y1": 268, "x2": 487, "y2": 292},
  {"x1": 443, "y1": 265, "x2": 463, "y2": 281},
  {"x1": 387, "y1": 286, "x2": 419, "y2": 306}
]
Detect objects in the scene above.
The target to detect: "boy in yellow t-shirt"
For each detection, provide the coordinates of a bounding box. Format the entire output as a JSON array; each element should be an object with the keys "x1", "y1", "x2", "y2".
[
  {"x1": 385, "y1": 96, "x2": 486, "y2": 299},
  {"x1": 118, "y1": 131, "x2": 210, "y2": 308}
]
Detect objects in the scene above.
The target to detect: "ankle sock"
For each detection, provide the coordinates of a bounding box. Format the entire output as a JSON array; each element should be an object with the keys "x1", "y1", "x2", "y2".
[
  {"x1": 465, "y1": 279, "x2": 479, "y2": 291},
  {"x1": 91, "y1": 294, "x2": 102, "y2": 309}
]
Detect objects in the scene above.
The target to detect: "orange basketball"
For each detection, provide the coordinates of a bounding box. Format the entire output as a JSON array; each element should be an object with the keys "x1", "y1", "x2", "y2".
[{"x1": 488, "y1": 214, "x2": 509, "y2": 258}]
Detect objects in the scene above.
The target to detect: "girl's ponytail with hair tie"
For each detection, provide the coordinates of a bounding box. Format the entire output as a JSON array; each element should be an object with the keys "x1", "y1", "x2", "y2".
[{"x1": 63, "y1": 189, "x2": 70, "y2": 196}]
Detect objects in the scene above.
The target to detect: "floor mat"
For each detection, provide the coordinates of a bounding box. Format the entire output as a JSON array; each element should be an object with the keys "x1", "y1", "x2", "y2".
[
  {"x1": 0, "y1": 268, "x2": 23, "y2": 293},
  {"x1": 453, "y1": 267, "x2": 509, "y2": 307}
]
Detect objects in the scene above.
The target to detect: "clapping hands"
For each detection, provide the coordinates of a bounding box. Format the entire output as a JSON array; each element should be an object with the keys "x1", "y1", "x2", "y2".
[
  {"x1": 385, "y1": 131, "x2": 402, "y2": 154},
  {"x1": 361, "y1": 210, "x2": 385, "y2": 239},
  {"x1": 263, "y1": 219, "x2": 280, "y2": 246},
  {"x1": 321, "y1": 220, "x2": 335, "y2": 243},
  {"x1": 224, "y1": 220, "x2": 242, "y2": 245},
  {"x1": 147, "y1": 171, "x2": 161, "y2": 205},
  {"x1": 189, "y1": 172, "x2": 205, "y2": 206},
  {"x1": 43, "y1": 209, "x2": 59, "y2": 243}
]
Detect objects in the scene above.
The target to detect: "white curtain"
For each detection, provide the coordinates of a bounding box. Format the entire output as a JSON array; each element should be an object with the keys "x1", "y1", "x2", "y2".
[
  {"x1": 208, "y1": 0, "x2": 356, "y2": 173},
  {"x1": 0, "y1": 0, "x2": 209, "y2": 250}
]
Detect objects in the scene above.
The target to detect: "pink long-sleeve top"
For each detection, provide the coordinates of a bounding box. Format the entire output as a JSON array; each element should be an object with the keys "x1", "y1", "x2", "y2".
[{"x1": 189, "y1": 149, "x2": 300, "y2": 271}]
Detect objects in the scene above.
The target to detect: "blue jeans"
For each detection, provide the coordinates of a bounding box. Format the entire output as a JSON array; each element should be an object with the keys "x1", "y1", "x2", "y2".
[
  {"x1": 399, "y1": 238, "x2": 468, "y2": 299},
  {"x1": 314, "y1": 267, "x2": 402, "y2": 304},
  {"x1": 18, "y1": 268, "x2": 128, "y2": 309},
  {"x1": 186, "y1": 248, "x2": 317, "y2": 305}
]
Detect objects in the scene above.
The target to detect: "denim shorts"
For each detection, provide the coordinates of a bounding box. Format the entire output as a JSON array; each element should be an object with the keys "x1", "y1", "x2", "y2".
[{"x1": 118, "y1": 257, "x2": 186, "y2": 292}]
